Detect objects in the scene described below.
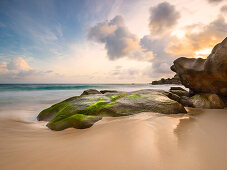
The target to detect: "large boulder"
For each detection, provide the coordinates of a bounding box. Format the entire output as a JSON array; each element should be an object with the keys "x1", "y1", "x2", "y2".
[
  {"x1": 38, "y1": 89, "x2": 187, "y2": 131},
  {"x1": 190, "y1": 94, "x2": 224, "y2": 109},
  {"x1": 171, "y1": 37, "x2": 227, "y2": 97}
]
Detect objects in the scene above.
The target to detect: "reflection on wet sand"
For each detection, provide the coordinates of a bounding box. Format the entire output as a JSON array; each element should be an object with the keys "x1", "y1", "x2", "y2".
[
  {"x1": 174, "y1": 108, "x2": 227, "y2": 170},
  {"x1": 0, "y1": 108, "x2": 227, "y2": 170}
]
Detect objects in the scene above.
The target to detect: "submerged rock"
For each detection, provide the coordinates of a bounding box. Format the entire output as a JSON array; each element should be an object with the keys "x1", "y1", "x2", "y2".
[
  {"x1": 171, "y1": 37, "x2": 227, "y2": 97},
  {"x1": 38, "y1": 89, "x2": 187, "y2": 131}
]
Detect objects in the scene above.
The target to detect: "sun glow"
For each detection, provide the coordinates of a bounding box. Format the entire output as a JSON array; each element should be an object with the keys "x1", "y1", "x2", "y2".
[
  {"x1": 195, "y1": 48, "x2": 212, "y2": 59},
  {"x1": 171, "y1": 30, "x2": 185, "y2": 39}
]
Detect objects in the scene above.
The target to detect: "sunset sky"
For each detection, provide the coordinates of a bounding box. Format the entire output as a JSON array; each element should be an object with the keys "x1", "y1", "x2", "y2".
[{"x1": 0, "y1": 0, "x2": 226, "y2": 83}]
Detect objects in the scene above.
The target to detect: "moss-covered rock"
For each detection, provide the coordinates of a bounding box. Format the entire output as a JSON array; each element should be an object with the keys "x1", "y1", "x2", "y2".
[
  {"x1": 47, "y1": 114, "x2": 101, "y2": 131},
  {"x1": 190, "y1": 93, "x2": 224, "y2": 109},
  {"x1": 37, "y1": 89, "x2": 187, "y2": 131}
]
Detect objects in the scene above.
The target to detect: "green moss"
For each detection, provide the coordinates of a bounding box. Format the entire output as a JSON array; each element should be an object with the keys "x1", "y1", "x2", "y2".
[
  {"x1": 47, "y1": 113, "x2": 101, "y2": 131},
  {"x1": 84, "y1": 97, "x2": 113, "y2": 114},
  {"x1": 37, "y1": 101, "x2": 72, "y2": 121},
  {"x1": 147, "y1": 94, "x2": 160, "y2": 99},
  {"x1": 50, "y1": 102, "x2": 75, "y2": 122},
  {"x1": 109, "y1": 94, "x2": 121, "y2": 101},
  {"x1": 127, "y1": 94, "x2": 141, "y2": 99}
]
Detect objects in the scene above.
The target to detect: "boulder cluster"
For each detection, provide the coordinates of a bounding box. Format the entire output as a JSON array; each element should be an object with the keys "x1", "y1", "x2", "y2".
[{"x1": 167, "y1": 87, "x2": 224, "y2": 109}]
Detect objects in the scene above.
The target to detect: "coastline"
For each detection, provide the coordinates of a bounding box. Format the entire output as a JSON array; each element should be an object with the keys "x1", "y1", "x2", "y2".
[
  {"x1": 0, "y1": 107, "x2": 227, "y2": 170},
  {"x1": 0, "y1": 84, "x2": 227, "y2": 170}
]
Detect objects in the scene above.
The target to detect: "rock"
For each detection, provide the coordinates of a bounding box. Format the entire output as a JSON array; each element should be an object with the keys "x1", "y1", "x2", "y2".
[
  {"x1": 180, "y1": 96, "x2": 193, "y2": 107},
  {"x1": 151, "y1": 74, "x2": 181, "y2": 85},
  {"x1": 164, "y1": 91, "x2": 181, "y2": 103},
  {"x1": 220, "y1": 96, "x2": 227, "y2": 107},
  {"x1": 169, "y1": 86, "x2": 189, "y2": 97},
  {"x1": 47, "y1": 115, "x2": 102, "y2": 130},
  {"x1": 166, "y1": 88, "x2": 191, "y2": 107},
  {"x1": 171, "y1": 37, "x2": 227, "y2": 97},
  {"x1": 80, "y1": 89, "x2": 101, "y2": 96},
  {"x1": 170, "y1": 87, "x2": 187, "y2": 91},
  {"x1": 100, "y1": 90, "x2": 119, "y2": 94},
  {"x1": 38, "y1": 89, "x2": 187, "y2": 131},
  {"x1": 169, "y1": 90, "x2": 189, "y2": 97},
  {"x1": 190, "y1": 94, "x2": 224, "y2": 109}
]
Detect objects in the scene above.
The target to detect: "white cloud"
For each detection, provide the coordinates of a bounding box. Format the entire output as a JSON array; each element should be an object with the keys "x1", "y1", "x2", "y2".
[
  {"x1": 88, "y1": 15, "x2": 152, "y2": 61},
  {"x1": 149, "y1": 2, "x2": 180, "y2": 35},
  {"x1": 7, "y1": 57, "x2": 32, "y2": 71},
  {"x1": 0, "y1": 57, "x2": 56, "y2": 83},
  {"x1": 207, "y1": 0, "x2": 223, "y2": 3}
]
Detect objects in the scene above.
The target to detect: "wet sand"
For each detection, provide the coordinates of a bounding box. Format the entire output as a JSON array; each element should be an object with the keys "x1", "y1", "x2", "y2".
[{"x1": 0, "y1": 108, "x2": 227, "y2": 170}]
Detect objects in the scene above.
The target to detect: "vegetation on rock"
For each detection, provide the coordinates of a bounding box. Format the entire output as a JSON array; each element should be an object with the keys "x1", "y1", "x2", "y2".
[{"x1": 38, "y1": 89, "x2": 187, "y2": 131}]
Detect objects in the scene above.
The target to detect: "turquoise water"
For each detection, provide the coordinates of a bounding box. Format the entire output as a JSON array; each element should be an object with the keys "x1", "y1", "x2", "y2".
[
  {"x1": 0, "y1": 84, "x2": 106, "y2": 91},
  {"x1": 0, "y1": 84, "x2": 185, "y2": 121}
]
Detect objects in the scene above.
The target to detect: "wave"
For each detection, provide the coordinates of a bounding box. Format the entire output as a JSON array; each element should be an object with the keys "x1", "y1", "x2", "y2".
[{"x1": 0, "y1": 84, "x2": 102, "y2": 91}]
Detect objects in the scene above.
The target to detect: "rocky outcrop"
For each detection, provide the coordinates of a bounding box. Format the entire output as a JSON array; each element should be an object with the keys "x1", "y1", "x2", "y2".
[
  {"x1": 169, "y1": 87, "x2": 189, "y2": 97},
  {"x1": 167, "y1": 87, "x2": 224, "y2": 109},
  {"x1": 171, "y1": 37, "x2": 227, "y2": 97},
  {"x1": 190, "y1": 94, "x2": 224, "y2": 109},
  {"x1": 166, "y1": 87, "x2": 192, "y2": 107},
  {"x1": 38, "y1": 89, "x2": 187, "y2": 131},
  {"x1": 151, "y1": 74, "x2": 181, "y2": 85}
]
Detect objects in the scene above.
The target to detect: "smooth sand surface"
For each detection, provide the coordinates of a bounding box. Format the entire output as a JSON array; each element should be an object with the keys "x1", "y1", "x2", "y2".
[{"x1": 0, "y1": 108, "x2": 227, "y2": 170}]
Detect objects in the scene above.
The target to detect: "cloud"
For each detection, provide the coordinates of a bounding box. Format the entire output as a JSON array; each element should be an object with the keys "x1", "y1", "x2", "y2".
[
  {"x1": 221, "y1": 5, "x2": 227, "y2": 13},
  {"x1": 7, "y1": 57, "x2": 32, "y2": 71},
  {"x1": 167, "y1": 16, "x2": 227, "y2": 57},
  {"x1": 149, "y1": 2, "x2": 180, "y2": 35},
  {"x1": 0, "y1": 57, "x2": 55, "y2": 82},
  {"x1": 140, "y1": 35, "x2": 176, "y2": 77},
  {"x1": 110, "y1": 66, "x2": 142, "y2": 80},
  {"x1": 0, "y1": 57, "x2": 32, "y2": 76},
  {"x1": 88, "y1": 15, "x2": 152, "y2": 61},
  {"x1": 207, "y1": 0, "x2": 223, "y2": 3},
  {"x1": 88, "y1": 5, "x2": 180, "y2": 79},
  {"x1": 87, "y1": 1, "x2": 226, "y2": 80}
]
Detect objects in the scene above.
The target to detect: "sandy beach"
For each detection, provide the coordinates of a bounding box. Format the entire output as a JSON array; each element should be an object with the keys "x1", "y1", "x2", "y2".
[
  {"x1": 0, "y1": 107, "x2": 227, "y2": 170},
  {"x1": 1, "y1": 0, "x2": 227, "y2": 169}
]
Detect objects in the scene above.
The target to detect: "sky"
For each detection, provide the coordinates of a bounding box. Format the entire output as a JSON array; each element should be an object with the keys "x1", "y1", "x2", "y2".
[{"x1": 0, "y1": 0, "x2": 226, "y2": 83}]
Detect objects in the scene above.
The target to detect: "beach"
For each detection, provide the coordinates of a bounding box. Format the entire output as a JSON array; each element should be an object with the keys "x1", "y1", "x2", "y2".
[{"x1": 0, "y1": 84, "x2": 227, "y2": 170}]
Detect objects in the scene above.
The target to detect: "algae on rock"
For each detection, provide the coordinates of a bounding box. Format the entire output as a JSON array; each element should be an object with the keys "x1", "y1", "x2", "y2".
[{"x1": 37, "y1": 89, "x2": 187, "y2": 131}]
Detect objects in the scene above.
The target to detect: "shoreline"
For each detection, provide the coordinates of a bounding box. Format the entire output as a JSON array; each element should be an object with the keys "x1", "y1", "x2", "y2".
[{"x1": 0, "y1": 108, "x2": 227, "y2": 170}]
